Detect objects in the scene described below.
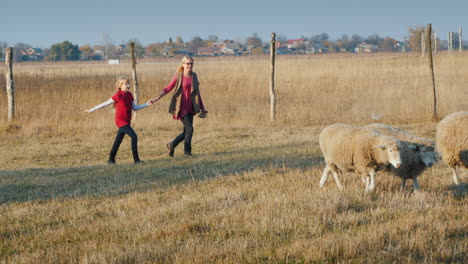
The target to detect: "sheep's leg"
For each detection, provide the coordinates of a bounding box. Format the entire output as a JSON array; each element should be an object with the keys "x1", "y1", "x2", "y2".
[
  {"x1": 365, "y1": 170, "x2": 376, "y2": 193},
  {"x1": 323, "y1": 164, "x2": 343, "y2": 191},
  {"x1": 412, "y1": 177, "x2": 420, "y2": 191},
  {"x1": 331, "y1": 170, "x2": 344, "y2": 191},
  {"x1": 452, "y1": 166, "x2": 460, "y2": 185},
  {"x1": 319, "y1": 165, "x2": 331, "y2": 187},
  {"x1": 400, "y1": 179, "x2": 407, "y2": 191},
  {"x1": 370, "y1": 170, "x2": 376, "y2": 191}
]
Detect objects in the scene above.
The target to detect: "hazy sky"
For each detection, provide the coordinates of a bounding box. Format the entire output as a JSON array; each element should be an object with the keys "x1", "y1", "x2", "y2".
[{"x1": 2, "y1": 0, "x2": 466, "y2": 48}]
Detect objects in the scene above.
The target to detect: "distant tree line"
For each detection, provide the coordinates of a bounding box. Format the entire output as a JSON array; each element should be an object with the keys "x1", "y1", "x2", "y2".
[
  {"x1": 48, "y1": 41, "x2": 80, "y2": 61},
  {"x1": 1, "y1": 26, "x2": 466, "y2": 62}
]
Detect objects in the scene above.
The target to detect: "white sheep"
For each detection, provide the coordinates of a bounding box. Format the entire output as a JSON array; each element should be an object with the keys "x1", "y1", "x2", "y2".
[
  {"x1": 319, "y1": 123, "x2": 402, "y2": 192},
  {"x1": 436, "y1": 111, "x2": 468, "y2": 185},
  {"x1": 365, "y1": 123, "x2": 436, "y2": 190}
]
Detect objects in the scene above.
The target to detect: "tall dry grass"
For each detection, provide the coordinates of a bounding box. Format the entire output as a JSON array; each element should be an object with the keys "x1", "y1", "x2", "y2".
[
  {"x1": 0, "y1": 53, "x2": 466, "y2": 263},
  {"x1": 0, "y1": 52, "x2": 466, "y2": 169},
  {"x1": 0, "y1": 52, "x2": 466, "y2": 132}
]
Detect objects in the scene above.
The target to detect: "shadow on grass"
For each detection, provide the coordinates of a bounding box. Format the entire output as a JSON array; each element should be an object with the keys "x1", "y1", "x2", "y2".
[
  {"x1": 0, "y1": 143, "x2": 324, "y2": 204},
  {"x1": 448, "y1": 183, "x2": 467, "y2": 200}
]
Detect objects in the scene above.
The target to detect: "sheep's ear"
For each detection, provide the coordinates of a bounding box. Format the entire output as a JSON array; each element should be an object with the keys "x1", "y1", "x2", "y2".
[
  {"x1": 424, "y1": 145, "x2": 435, "y2": 152},
  {"x1": 408, "y1": 144, "x2": 419, "y2": 151},
  {"x1": 377, "y1": 145, "x2": 386, "y2": 150}
]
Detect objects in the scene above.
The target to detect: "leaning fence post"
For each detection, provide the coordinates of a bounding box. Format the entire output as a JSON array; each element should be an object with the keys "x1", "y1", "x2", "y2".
[
  {"x1": 269, "y1": 32, "x2": 276, "y2": 121},
  {"x1": 5, "y1": 47, "x2": 15, "y2": 122},
  {"x1": 130, "y1": 42, "x2": 139, "y2": 119},
  {"x1": 426, "y1": 24, "x2": 438, "y2": 120}
]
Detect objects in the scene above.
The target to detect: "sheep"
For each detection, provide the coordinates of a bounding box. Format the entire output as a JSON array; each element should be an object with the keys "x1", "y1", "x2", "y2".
[
  {"x1": 436, "y1": 111, "x2": 468, "y2": 185},
  {"x1": 319, "y1": 123, "x2": 402, "y2": 192},
  {"x1": 365, "y1": 123, "x2": 436, "y2": 190}
]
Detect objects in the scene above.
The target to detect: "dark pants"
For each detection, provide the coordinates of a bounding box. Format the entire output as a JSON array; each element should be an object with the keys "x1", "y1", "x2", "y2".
[
  {"x1": 109, "y1": 125, "x2": 140, "y2": 162},
  {"x1": 172, "y1": 114, "x2": 194, "y2": 154}
]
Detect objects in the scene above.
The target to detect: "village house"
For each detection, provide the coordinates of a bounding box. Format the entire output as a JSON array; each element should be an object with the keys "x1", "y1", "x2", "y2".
[
  {"x1": 220, "y1": 42, "x2": 240, "y2": 55},
  {"x1": 79, "y1": 51, "x2": 90, "y2": 60},
  {"x1": 394, "y1": 41, "x2": 407, "y2": 52},
  {"x1": 287, "y1": 39, "x2": 305, "y2": 49},
  {"x1": 27, "y1": 48, "x2": 44, "y2": 61},
  {"x1": 92, "y1": 46, "x2": 106, "y2": 53},
  {"x1": 306, "y1": 43, "x2": 328, "y2": 54},
  {"x1": 197, "y1": 47, "x2": 219, "y2": 56},
  {"x1": 92, "y1": 50, "x2": 106, "y2": 60},
  {"x1": 175, "y1": 49, "x2": 192, "y2": 56},
  {"x1": 274, "y1": 42, "x2": 289, "y2": 54},
  {"x1": 116, "y1": 44, "x2": 126, "y2": 51},
  {"x1": 160, "y1": 46, "x2": 193, "y2": 57},
  {"x1": 287, "y1": 39, "x2": 325, "y2": 54},
  {"x1": 14, "y1": 49, "x2": 30, "y2": 61},
  {"x1": 90, "y1": 46, "x2": 106, "y2": 60},
  {"x1": 354, "y1": 42, "x2": 379, "y2": 53},
  {"x1": 161, "y1": 46, "x2": 173, "y2": 57},
  {"x1": 289, "y1": 40, "x2": 308, "y2": 54},
  {"x1": 243, "y1": 45, "x2": 255, "y2": 55}
]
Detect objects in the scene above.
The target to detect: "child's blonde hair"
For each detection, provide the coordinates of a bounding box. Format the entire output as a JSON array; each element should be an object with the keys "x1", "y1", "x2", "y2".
[
  {"x1": 115, "y1": 76, "x2": 130, "y2": 91},
  {"x1": 177, "y1": 55, "x2": 194, "y2": 73}
]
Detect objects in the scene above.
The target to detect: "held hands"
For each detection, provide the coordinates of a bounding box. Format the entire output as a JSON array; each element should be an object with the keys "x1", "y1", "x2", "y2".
[{"x1": 148, "y1": 97, "x2": 161, "y2": 105}]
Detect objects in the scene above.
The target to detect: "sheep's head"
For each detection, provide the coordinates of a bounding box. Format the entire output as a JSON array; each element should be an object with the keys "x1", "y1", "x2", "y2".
[
  {"x1": 377, "y1": 139, "x2": 401, "y2": 168},
  {"x1": 409, "y1": 144, "x2": 436, "y2": 167}
]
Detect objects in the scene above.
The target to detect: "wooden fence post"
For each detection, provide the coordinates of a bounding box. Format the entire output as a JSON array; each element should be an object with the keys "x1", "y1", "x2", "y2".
[
  {"x1": 448, "y1": 32, "x2": 453, "y2": 53},
  {"x1": 426, "y1": 24, "x2": 438, "y2": 120},
  {"x1": 433, "y1": 32, "x2": 437, "y2": 55},
  {"x1": 421, "y1": 32, "x2": 425, "y2": 56},
  {"x1": 130, "y1": 42, "x2": 139, "y2": 119},
  {"x1": 459, "y1": 27, "x2": 463, "y2": 52},
  {"x1": 5, "y1": 47, "x2": 14, "y2": 122},
  {"x1": 269, "y1": 32, "x2": 276, "y2": 121}
]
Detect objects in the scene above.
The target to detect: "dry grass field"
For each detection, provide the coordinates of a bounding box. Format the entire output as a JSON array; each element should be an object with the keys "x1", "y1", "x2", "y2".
[{"x1": 0, "y1": 52, "x2": 467, "y2": 263}]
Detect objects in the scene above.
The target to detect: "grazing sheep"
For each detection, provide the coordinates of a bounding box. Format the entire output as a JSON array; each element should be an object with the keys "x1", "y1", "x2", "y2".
[
  {"x1": 365, "y1": 123, "x2": 436, "y2": 190},
  {"x1": 436, "y1": 111, "x2": 468, "y2": 185},
  {"x1": 319, "y1": 123, "x2": 402, "y2": 192}
]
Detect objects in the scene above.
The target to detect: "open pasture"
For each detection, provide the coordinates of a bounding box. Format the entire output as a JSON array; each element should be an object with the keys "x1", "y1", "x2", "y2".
[{"x1": 0, "y1": 53, "x2": 466, "y2": 263}]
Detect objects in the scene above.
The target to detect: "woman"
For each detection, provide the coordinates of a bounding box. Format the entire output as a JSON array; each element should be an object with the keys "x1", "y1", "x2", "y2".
[{"x1": 150, "y1": 55, "x2": 207, "y2": 157}]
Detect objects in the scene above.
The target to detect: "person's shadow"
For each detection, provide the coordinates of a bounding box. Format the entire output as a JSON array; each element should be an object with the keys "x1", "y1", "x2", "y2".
[{"x1": 0, "y1": 143, "x2": 323, "y2": 204}]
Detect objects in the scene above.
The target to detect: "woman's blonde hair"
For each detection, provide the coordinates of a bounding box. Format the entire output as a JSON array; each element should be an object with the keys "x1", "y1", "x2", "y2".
[
  {"x1": 177, "y1": 55, "x2": 194, "y2": 73},
  {"x1": 115, "y1": 76, "x2": 130, "y2": 90}
]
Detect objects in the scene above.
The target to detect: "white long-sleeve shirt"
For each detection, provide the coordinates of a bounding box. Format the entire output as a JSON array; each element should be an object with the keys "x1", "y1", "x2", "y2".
[{"x1": 88, "y1": 98, "x2": 149, "y2": 113}]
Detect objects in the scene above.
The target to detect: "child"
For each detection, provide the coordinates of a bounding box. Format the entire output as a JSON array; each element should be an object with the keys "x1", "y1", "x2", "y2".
[{"x1": 85, "y1": 76, "x2": 153, "y2": 164}]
